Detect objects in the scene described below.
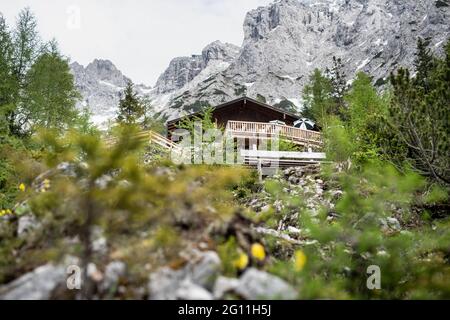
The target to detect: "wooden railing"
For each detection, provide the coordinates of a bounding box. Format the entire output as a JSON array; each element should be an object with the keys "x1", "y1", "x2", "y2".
[
  {"x1": 105, "y1": 130, "x2": 182, "y2": 153},
  {"x1": 225, "y1": 120, "x2": 323, "y2": 145},
  {"x1": 147, "y1": 131, "x2": 181, "y2": 152}
]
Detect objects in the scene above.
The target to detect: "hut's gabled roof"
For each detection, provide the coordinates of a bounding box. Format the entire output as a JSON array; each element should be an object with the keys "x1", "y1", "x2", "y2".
[{"x1": 166, "y1": 96, "x2": 300, "y2": 126}]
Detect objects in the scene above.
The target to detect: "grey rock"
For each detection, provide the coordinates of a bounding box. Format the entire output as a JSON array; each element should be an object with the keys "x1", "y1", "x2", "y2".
[
  {"x1": 70, "y1": 59, "x2": 151, "y2": 126},
  {"x1": 235, "y1": 268, "x2": 297, "y2": 300},
  {"x1": 387, "y1": 217, "x2": 401, "y2": 230},
  {"x1": 147, "y1": 250, "x2": 221, "y2": 300},
  {"x1": 154, "y1": 41, "x2": 240, "y2": 94},
  {"x1": 71, "y1": 1, "x2": 449, "y2": 124},
  {"x1": 17, "y1": 214, "x2": 40, "y2": 237},
  {"x1": 212, "y1": 276, "x2": 240, "y2": 299},
  {"x1": 189, "y1": 251, "x2": 221, "y2": 290},
  {"x1": 100, "y1": 261, "x2": 127, "y2": 293},
  {"x1": 56, "y1": 162, "x2": 78, "y2": 177},
  {"x1": 151, "y1": 0, "x2": 449, "y2": 120},
  {"x1": 175, "y1": 279, "x2": 213, "y2": 300},
  {"x1": 91, "y1": 226, "x2": 107, "y2": 255},
  {"x1": 0, "y1": 264, "x2": 65, "y2": 300},
  {"x1": 148, "y1": 267, "x2": 186, "y2": 300}
]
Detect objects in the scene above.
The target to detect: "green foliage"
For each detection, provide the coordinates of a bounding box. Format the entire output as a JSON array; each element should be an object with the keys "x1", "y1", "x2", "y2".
[
  {"x1": 177, "y1": 105, "x2": 217, "y2": 133},
  {"x1": 413, "y1": 37, "x2": 436, "y2": 91},
  {"x1": 323, "y1": 116, "x2": 354, "y2": 163},
  {"x1": 72, "y1": 107, "x2": 99, "y2": 135},
  {"x1": 217, "y1": 236, "x2": 240, "y2": 277},
  {"x1": 0, "y1": 12, "x2": 448, "y2": 300},
  {"x1": 140, "y1": 96, "x2": 166, "y2": 134},
  {"x1": 0, "y1": 134, "x2": 44, "y2": 210},
  {"x1": 302, "y1": 68, "x2": 333, "y2": 127},
  {"x1": 386, "y1": 39, "x2": 450, "y2": 185},
  {"x1": 265, "y1": 162, "x2": 450, "y2": 299},
  {"x1": 233, "y1": 169, "x2": 259, "y2": 199},
  {"x1": 0, "y1": 14, "x2": 17, "y2": 135},
  {"x1": 0, "y1": 126, "x2": 250, "y2": 292},
  {"x1": 272, "y1": 99, "x2": 298, "y2": 113},
  {"x1": 21, "y1": 48, "x2": 80, "y2": 132},
  {"x1": 256, "y1": 94, "x2": 267, "y2": 104},
  {"x1": 326, "y1": 56, "x2": 348, "y2": 120},
  {"x1": 343, "y1": 72, "x2": 389, "y2": 164},
  {"x1": 116, "y1": 82, "x2": 145, "y2": 125},
  {"x1": 6, "y1": 8, "x2": 40, "y2": 135},
  {"x1": 0, "y1": 8, "x2": 82, "y2": 136},
  {"x1": 266, "y1": 137, "x2": 300, "y2": 152},
  {"x1": 302, "y1": 57, "x2": 350, "y2": 127}
]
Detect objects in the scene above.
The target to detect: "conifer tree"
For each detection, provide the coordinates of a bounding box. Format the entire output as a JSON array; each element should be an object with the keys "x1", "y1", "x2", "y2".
[
  {"x1": 302, "y1": 68, "x2": 333, "y2": 127},
  {"x1": 0, "y1": 14, "x2": 16, "y2": 134},
  {"x1": 4, "y1": 8, "x2": 41, "y2": 135},
  {"x1": 116, "y1": 81, "x2": 145, "y2": 125},
  {"x1": 12, "y1": 7, "x2": 40, "y2": 83},
  {"x1": 387, "y1": 39, "x2": 450, "y2": 185},
  {"x1": 326, "y1": 56, "x2": 348, "y2": 119},
  {"x1": 21, "y1": 44, "x2": 80, "y2": 133},
  {"x1": 413, "y1": 37, "x2": 435, "y2": 91}
]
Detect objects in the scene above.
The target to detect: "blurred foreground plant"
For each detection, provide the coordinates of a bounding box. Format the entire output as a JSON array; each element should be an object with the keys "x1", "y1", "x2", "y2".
[
  {"x1": 266, "y1": 162, "x2": 450, "y2": 299},
  {"x1": 1, "y1": 125, "x2": 249, "y2": 298}
]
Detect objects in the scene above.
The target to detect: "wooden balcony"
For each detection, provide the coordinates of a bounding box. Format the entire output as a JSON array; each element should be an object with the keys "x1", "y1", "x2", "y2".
[{"x1": 225, "y1": 120, "x2": 323, "y2": 146}]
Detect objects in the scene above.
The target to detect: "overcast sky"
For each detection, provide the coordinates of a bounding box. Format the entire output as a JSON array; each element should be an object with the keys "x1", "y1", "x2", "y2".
[{"x1": 0, "y1": 0, "x2": 273, "y2": 85}]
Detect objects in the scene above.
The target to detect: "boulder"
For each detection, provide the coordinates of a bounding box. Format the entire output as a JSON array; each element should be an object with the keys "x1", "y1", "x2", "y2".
[
  {"x1": 212, "y1": 276, "x2": 240, "y2": 299},
  {"x1": 176, "y1": 279, "x2": 213, "y2": 300},
  {"x1": 235, "y1": 268, "x2": 297, "y2": 300},
  {"x1": 147, "y1": 250, "x2": 221, "y2": 300},
  {"x1": 17, "y1": 214, "x2": 40, "y2": 237},
  {"x1": 189, "y1": 251, "x2": 221, "y2": 290},
  {"x1": 0, "y1": 263, "x2": 65, "y2": 300}
]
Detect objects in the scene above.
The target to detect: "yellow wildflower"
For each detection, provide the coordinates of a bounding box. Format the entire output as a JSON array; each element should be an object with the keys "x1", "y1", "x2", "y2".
[
  {"x1": 6, "y1": 209, "x2": 12, "y2": 215},
  {"x1": 294, "y1": 250, "x2": 307, "y2": 272},
  {"x1": 0, "y1": 210, "x2": 5, "y2": 216},
  {"x1": 19, "y1": 183, "x2": 26, "y2": 192},
  {"x1": 234, "y1": 253, "x2": 249, "y2": 270},
  {"x1": 251, "y1": 243, "x2": 266, "y2": 261}
]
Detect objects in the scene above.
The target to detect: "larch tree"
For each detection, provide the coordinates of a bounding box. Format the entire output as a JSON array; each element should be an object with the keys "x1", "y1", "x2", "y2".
[{"x1": 21, "y1": 43, "x2": 80, "y2": 133}]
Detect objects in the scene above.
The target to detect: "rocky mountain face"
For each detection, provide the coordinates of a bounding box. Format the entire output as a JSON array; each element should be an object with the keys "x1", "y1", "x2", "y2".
[
  {"x1": 155, "y1": 41, "x2": 240, "y2": 94},
  {"x1": 70, "y1": 59, "x2": 151, "y2": 125},
  {"x1": 152, "y1": 0, "x2": 449, "y2": 120},
  {"x1": 71, "y1": 0, "x2": 449, "y2": 123}
]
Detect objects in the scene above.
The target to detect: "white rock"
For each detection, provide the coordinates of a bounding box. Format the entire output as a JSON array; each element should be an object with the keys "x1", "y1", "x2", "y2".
[
  {"x1": 176, "y1": 279, "x2": 213, "y2": 300},
  {"x1": 147, "y1": 250, "x2": 221, "y2": 300},
  {"x1": 212, "y1": 276, "x2": 240, "y2": 299},
  {"x1": 287, "y1": 226, "x2": 301, "y2": 235},
  {"x1": 0, "y1": 264, "x2": 65, "y2": 300},
  {"x1": 148, "y1": 267, "x2": 186, "y2": 300},
  {"x1": 235, "y1": 268, "x2": 297, "y2": 300}
]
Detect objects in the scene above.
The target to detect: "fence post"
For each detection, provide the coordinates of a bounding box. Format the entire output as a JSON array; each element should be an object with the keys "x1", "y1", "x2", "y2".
[{"x1": 257, "y1": 159, "x2": 263, "y2": 183}]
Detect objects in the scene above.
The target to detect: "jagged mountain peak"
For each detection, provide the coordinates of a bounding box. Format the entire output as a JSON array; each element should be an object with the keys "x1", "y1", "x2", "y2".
[
  {"x1": 70, "y1": 0, "x2": 449, "y2": 124},
  {"x1": 154, "y1": 40, "x2": 241, "y2": 95},
  {"x1": 149, "y1": 0, "x2": 448, "y2": 120},
  {"x1": 70, "y1": 59, "x2": 149, "y2": 125},
  {"x1": 83, "y1": 59, "x2": 131, "y2": 88},
  {"x1": 201, "y1": 40, "x2": 240, "y2": 63}
]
